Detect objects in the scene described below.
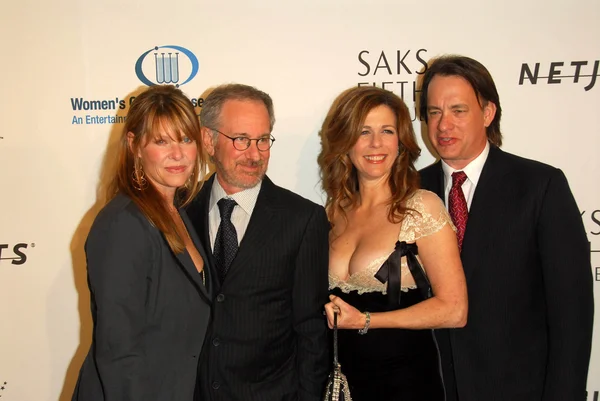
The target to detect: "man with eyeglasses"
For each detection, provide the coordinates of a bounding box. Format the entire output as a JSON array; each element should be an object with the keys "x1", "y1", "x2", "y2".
[{"x1": 187, "y1": 83, "x2": 330, "y2": 401}]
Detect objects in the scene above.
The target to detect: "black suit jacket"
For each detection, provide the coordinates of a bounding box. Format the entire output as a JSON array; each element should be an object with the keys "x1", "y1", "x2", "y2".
[
  {"x1": 187, "y1": 175, "x2": 330, "y2": 401},
  {"x1": 420, "y1": 146, "x2": 594, "y2": 401},
  {"x1": 72, "y1": 193, "x2": 213, "y2": 401}
]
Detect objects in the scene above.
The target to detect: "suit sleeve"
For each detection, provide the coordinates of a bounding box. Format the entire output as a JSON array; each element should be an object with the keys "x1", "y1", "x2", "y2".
[
  {"x1": 537, "y1": 169, "x2": 594, "y2": 401},
  {"x1": 85, "y1": 209, "x2": 153, "y2": 401},
  {"x1": 293, "y1": 205, "x2": 330, "y2": 401}
]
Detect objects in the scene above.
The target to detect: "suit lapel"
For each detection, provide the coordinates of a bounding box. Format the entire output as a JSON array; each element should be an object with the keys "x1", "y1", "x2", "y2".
[
  {"x1": 187, "y1": 174, "x2": 220, "y2": 290},
  {"x1": 461, "y1": 146, "x2": 509, "y2": 279},
  {"x1": 180, "y1": 209, "x2": 213, "y2": 302},
  {"x1": 427, "y1": 161, "x2": 446, "y2": 203},
  {"x1": 224, "y1": 177, "x2": 279, "y2": 281},
  {"x1": 194, "y1": 174, "x2": 215, "y2": 257}
]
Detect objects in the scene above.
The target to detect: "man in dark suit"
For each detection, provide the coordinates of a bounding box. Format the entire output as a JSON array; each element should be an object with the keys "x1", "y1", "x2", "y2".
[
  {"x1": 187, "y1": 84, "x2": 330, "y2": 401},
  {"x1": 419, "y1": 55, "x2": 594, "y2": 401}
]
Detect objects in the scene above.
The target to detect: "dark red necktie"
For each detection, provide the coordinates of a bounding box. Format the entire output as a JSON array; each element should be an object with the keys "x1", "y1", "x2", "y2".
[{"x1": 449, "y1": 171, "x2": 468, "y2": 251}]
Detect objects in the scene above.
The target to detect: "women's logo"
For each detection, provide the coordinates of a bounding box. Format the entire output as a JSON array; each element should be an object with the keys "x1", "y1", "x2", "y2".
[{"x1": 135, "y1": 45, "x2": 199, "y2": 87}]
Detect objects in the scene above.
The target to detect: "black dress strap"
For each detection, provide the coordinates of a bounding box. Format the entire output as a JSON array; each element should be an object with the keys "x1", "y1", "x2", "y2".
[{"x1": 374, "y1": 241, "x2": 432, "y2": 306}]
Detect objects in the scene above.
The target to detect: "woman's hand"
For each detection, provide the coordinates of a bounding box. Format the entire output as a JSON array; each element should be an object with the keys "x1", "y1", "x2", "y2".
[{"x1": 324, "y1": 294, "x2": 367, "y2": 330}]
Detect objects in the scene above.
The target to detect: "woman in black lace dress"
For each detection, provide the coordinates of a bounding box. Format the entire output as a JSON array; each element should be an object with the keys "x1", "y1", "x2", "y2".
[{"x1": 318, "y1": 86, "x2": 467, "y2": 401}]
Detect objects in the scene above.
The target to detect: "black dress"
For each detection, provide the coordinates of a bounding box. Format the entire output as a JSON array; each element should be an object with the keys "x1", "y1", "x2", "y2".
[
  {"x1": 328, "y1": 190, "x2": 452, "y2": 401},
  {"x1": 331, "y1": 288, "x2": 443, "y2": 401}
]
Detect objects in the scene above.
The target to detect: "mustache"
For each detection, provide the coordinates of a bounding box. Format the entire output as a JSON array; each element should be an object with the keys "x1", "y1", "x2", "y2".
[{"x1": 237, "y1": 160, "x2": 265, "y2": 167}]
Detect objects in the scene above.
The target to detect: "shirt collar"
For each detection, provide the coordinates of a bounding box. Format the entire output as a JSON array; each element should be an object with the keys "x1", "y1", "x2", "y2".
[
  {"x1": 209, "y1": 175, "x2": 262, "y2": 216},
  {"x1": 441, "y1": 140, "x2": 490, "y2": 187}
]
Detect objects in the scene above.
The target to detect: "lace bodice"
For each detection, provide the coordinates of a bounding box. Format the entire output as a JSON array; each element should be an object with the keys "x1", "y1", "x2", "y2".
[{"x1": 329, "y1": 189, "x2": 454, "y2": 295}]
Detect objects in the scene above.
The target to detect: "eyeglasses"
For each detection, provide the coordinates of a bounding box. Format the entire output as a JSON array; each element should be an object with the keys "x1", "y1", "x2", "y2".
[{"x1": 209, "y1": 128, "x2": 275, "y2": 151}]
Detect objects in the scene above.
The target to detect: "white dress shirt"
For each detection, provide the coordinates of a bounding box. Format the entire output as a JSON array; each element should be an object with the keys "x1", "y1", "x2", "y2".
[
  {"x1": 208, "y1": 177, "x2": 262, "y2": 251},
  {"x1": 442, "y1": 141, "x2": 490, "y2": 211}
]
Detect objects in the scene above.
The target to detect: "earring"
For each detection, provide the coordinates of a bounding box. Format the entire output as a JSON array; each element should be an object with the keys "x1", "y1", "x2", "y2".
[
  {"x1": 132, "y1": 159, "x2": 147, "y2": 191},
  {"x1": 184, "y1": 173, "x2": 193, "y2": 190}
]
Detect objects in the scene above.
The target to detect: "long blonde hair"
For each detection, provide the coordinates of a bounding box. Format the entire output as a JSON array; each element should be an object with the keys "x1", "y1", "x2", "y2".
[{"x1": 107, "y1": 85, "x2": 206, "y2": 253}]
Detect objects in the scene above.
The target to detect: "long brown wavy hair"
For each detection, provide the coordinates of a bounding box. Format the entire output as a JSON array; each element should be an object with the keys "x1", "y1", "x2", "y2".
[
  {"x1": 107, "y1": 85, "x2": 206, "y2": 253},
  {"x1": 318, "y1": 86, "x2": 421, "y2": 227}
]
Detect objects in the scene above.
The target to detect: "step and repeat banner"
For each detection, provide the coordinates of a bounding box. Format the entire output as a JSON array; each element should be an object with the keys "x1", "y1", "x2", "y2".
[{"x1": 1, "y1": 0, "x2": 598, "y2": 399}]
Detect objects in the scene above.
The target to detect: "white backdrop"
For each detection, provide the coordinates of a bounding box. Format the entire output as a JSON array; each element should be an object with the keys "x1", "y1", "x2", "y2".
[{"x1": 1, "y1": 0, "x2": 598, "y2": 399}]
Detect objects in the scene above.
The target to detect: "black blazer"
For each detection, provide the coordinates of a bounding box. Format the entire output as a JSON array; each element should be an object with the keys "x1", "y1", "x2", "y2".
[
  {"x1": 420, "y1": 146, "x2": 594, "y2": 401},
  {"x1": 72, "y1": 193, "x2": 213, "y2": 401},
  {"x1": 187, "y1": 175, "x2": 330, "y2": 401}
]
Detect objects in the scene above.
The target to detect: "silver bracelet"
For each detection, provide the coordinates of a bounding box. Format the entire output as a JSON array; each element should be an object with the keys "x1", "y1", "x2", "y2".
[{"x1": 357, "y1": 311, "x2": 370, "y2": 335}]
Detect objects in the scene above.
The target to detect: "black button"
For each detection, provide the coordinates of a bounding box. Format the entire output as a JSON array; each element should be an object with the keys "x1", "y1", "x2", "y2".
[
  {"x1": 213, "y1": 338, "x2": 220, "y2": 347},
  {"x1": 212, "y1": 381, "x2": 220, "y2": 390},
  {"x1": 216, "y1": 294, "x2": 225, "y2": 302},
  {"x1": 191, "y1": 355, "x2": 197, "y2": 359}
]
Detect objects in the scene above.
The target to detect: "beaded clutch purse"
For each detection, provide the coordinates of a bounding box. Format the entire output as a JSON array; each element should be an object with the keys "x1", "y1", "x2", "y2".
[{"x1": 323, "y1": 311, "x2": 352, "y2": 401}]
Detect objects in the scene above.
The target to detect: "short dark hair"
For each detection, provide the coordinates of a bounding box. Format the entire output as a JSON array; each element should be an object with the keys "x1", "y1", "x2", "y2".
[{"x1": 419, "y1": 55, "x2": 503, "y2": 147}]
